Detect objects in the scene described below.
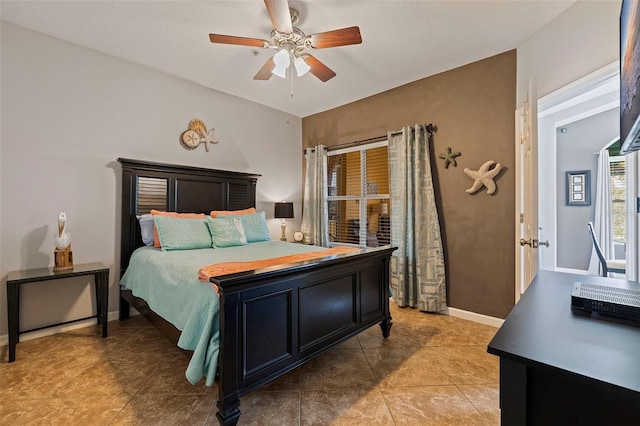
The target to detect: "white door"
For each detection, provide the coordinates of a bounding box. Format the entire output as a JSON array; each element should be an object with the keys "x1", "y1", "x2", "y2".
[{"x1": 515, "y1": 88, "x2": 540, "y2": 303}]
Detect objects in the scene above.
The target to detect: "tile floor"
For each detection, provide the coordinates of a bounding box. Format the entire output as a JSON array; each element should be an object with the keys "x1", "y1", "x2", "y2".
[{"x1": 0, "y1": 303, "x2": 500, "y2": 425}]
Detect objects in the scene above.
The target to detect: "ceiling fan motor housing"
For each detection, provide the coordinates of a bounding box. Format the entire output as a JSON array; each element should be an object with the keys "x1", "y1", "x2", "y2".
[{"x1": 270, "y1": 27, "x2": 307, "y2": 56}]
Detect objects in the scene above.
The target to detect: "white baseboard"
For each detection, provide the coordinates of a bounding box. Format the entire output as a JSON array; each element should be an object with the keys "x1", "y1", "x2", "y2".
[
  {"x1": 555, "y1": 267, "x2": 626, "y2": 279},
  {"x1": 0, "y1": 310, "x2": 121, "y2": 348},
  {"x1": 446, "y1": 307, "x2": 504, "y2": 328},
  {"x1": 555, "y1": 267, "x2": 590, "y2": 275}
]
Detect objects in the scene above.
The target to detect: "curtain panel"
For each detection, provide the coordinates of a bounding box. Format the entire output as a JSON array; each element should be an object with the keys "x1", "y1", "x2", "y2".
[
  {"x1": 588, "y1": 150, "x2": 614, "y2": 275},
  {"x1": 301, "y1": 145, "x2": 330, "y2": 246},
  {"x1": 388, "y1": 124, "x2": 447, "y2": 312}
]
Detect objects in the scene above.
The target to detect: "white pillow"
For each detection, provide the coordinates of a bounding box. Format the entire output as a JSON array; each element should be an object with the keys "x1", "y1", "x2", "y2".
[{"x1": 137, "y1": 214, "x2": 155, "y2": 246}]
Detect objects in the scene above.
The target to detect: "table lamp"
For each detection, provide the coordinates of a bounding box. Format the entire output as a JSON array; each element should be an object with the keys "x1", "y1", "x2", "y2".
[{"x1": 274, "y1": 201, "x2": 294, "y2": 241}]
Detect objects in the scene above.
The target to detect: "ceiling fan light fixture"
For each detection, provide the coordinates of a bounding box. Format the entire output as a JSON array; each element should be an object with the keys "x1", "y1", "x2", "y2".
[
  {"x1": 210, "y1": 1, "x2": 359, "y2": 84},
  {"x1": 294, "y1": 56, "x2": 310, "y2": 76},
  {"x1": 271, "y1": 48, "x2": 290, "y2": 78}
]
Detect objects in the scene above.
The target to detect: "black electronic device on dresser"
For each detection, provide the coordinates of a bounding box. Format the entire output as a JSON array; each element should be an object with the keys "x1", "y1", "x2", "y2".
[{"x1": 571, "y1": 279, "x2": 640, "y2": 323}]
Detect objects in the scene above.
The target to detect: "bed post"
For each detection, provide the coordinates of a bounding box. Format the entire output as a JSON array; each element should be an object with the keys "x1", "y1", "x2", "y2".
[
  {"x1": 379, "y1": 316, "x2": 392, "y2": 338},
  {"x1": 119, "y1": 296, "x2": 130, "y2": 320},
  {"x1": 216, "y1": 291, "x2": 241, "y2": 426},
  {"x1": 379, "y1": 255, "x2": 393, "y2": 338},
  {"x1": 216, "y1": 399, "x2": 240, "y2": 426}
]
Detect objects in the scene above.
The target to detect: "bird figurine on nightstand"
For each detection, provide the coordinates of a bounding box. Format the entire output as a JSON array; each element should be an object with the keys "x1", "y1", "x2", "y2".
[
  {"x1": 55, "y1": 211, "x2": 71, "y2": 249},
  {"x1": 53, "y1": 211, "x2": 73, "y2": 271}
]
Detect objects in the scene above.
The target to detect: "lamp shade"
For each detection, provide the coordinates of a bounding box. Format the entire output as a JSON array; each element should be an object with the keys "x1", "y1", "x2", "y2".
[
  {"x1": 294, "y1": 56, "x2": 311, "y2": 76},
  {"x1": 274, "y1": 202, "x2": 294, "y2": 219},
  {"x1": 271, "y1": 49, "x2": 290, "y2": 79}
]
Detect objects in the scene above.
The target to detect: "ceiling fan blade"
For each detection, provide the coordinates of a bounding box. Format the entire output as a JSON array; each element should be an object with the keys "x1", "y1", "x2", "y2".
[
  {"x1": 254, "y1": 56, "x2": 275, "y2": 80},
  {"x1": 264, "y1": 0, "x2": 293, "y2": 34},
  {"x1": 302, "y1": 54, "x2": 336, "y2": 82},
  {"x1": 308, "y1": 26, "x2": 362, "y2": 49},
  {"x1": 209, "y1": 34, "x2": 268, "y2": 48}
]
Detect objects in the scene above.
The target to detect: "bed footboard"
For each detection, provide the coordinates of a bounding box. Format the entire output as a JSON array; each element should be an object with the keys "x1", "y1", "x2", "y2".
[{"x1": 212, "y1": 247, "x2": 394, "y2": 425}]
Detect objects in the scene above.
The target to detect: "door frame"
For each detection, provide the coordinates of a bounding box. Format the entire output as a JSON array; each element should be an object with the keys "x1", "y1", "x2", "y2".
[
  {"x1": 537, "y1": 62, "x2": 620, "y2": 273},
  {"x1": 515, "y1": 92, "x2": 538, "y2": 303},
  {"x1": 625, "y1": 150, "x2": 639, "y2": 282}
]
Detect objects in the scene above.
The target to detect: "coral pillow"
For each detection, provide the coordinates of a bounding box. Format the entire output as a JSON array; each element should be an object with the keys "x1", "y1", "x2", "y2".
[
  {"x1": 150, "y1": 210, "x2": 206, "y2": 248},
  {"x1": 210, "y1": 207, "x2": 256, "y2": 218}
]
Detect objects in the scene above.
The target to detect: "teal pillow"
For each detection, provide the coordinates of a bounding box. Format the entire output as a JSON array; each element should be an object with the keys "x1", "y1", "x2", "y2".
[
  {"x1": 153, "y1": 216, "x2": 212, "y2": 251},
  {"x1": 219, "y1": 211, "x2": 270, "y2": 243},
  {"x1": 206, "y1": 216, "x2": 248, "y2": 248}
]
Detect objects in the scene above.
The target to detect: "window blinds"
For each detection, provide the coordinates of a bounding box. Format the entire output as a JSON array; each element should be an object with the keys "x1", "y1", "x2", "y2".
[
  {"x1": 326, "y1": 145, "x2": 390, "y2": 247},
  {"x1": 136, "y1": 176, "x2": 167, "y2": 215}
]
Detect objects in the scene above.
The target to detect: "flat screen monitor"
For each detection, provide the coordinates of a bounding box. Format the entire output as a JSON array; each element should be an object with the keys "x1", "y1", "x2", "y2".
[{"x1": 620, "y1": 0, "x2": 640, "y2": 154}]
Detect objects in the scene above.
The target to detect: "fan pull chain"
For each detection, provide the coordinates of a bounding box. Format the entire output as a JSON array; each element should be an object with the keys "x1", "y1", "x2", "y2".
[{"x1": 289, "y1": 64, "x2": 294, "y2": 97}]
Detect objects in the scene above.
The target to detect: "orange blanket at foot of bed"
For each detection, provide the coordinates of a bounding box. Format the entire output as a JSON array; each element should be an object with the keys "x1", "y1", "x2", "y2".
[{"x1": 198, "y1": 246, "x2": 360, "y2": 288}]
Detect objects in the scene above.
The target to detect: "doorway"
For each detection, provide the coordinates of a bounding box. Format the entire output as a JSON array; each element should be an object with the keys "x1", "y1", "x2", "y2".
[{"x1": 538, "y1": 62, "x2": 638, "y2": 280}]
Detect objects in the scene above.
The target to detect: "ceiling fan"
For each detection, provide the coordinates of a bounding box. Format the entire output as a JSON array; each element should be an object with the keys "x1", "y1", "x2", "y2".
[{"x1": 209, "y1": 0, "x2": 362, "y2": 82}]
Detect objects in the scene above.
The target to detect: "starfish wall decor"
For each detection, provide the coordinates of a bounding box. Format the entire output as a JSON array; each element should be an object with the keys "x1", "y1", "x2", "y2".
[
  {"x1": 438, "y1": 147, "x2": 461, "y2": 168},
  {"x1": 464, "y1": 160, "x2": 502, "y2": 195}
]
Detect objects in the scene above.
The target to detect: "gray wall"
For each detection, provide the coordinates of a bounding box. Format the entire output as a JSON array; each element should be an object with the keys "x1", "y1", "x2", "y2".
[
  {"x1": 0, "y1": 22, "x2": 303, "y2": 337},
  {"x1": 517, "y1": 0, "x2": 619, "y2": 106},
  {"x1": 556, "y1": 108, "x2": 619, "y2": 270}
]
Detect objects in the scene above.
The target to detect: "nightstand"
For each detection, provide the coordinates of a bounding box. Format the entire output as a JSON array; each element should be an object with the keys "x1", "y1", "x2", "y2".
[{"x1": 6, "y1": 262, "x2": 109, "y2": 362}]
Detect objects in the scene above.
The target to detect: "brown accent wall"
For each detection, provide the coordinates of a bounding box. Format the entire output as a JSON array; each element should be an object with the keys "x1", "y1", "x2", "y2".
[{"x1": 302, "y1": 50, "x2": 516, "y2": 318}]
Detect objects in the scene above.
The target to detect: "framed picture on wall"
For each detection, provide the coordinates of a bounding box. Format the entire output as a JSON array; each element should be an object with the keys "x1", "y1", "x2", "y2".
[{"x1": 566, "y1": 170, "x2": 591, "y2": 206}]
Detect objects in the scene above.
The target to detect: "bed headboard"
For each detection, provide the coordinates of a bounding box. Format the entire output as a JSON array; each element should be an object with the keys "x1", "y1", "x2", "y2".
[{"x1": 118, "y1": 158, "x2": 260, "y2": 276}]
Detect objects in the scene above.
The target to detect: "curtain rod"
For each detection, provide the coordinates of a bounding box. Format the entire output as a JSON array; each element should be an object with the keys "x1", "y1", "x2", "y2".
[{"x1": 305, "y1": 123, "x2": 436, "y2": 153}]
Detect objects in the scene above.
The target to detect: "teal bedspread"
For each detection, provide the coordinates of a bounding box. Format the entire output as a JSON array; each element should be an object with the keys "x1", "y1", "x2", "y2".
[{"x1": 120, "y1": 241, "x2": 324, "y2": 386}]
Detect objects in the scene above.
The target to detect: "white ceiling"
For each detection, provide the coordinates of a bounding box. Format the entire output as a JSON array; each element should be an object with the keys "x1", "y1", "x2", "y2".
[{"x1": 1, "y1": 0, "x2": 576, "y2": 117}]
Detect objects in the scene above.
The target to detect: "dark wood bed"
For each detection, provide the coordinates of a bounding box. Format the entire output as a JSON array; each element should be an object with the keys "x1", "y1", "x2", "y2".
[{"x1": 117, "y1": 158, "x2": 394, "y2": 425}]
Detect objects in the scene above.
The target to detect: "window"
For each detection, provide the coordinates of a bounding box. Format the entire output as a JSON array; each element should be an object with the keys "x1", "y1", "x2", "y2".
[
  {"x1": 326, "y1": 142, "x2": 390, "y2": 247},
  {"x1": 609, "y1": 156, "x2": 626, "y2": 242}
]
